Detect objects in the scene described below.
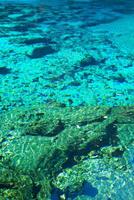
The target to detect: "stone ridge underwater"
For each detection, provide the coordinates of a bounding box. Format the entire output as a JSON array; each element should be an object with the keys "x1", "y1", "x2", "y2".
[{"x1": 0, "y1": 103, "x2": 134, "y2": 199}]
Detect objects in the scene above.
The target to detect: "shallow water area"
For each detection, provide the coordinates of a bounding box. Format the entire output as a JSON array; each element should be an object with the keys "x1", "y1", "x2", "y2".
[
  {"x1": 0, "y1": 0, "x2": 134, "y2": 111},
  {"x1": 0, "y1": 0, "x2": 134, "y2": 200}
]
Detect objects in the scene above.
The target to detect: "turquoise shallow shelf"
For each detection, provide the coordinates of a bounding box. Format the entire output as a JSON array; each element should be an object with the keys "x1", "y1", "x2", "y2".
[{"x1": 0, "y1": 0, "x2": 134, "y2": 110}]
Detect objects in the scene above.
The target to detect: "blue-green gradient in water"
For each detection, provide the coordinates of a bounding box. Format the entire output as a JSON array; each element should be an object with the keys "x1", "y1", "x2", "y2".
[{"x1": 0, "y1": 0, "x2": 134, "y2": 200}]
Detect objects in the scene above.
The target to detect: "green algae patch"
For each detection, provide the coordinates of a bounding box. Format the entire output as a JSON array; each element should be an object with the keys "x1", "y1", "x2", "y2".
[
  {"x1": 0, "y1": 104, "x2": 134, "y2": 199},
  {"x1": 25, "y1": 118, "x2": 65, "y2": 137},
  {"x1": 0, "y1": 165, "x2": 33, "y2": 200}
]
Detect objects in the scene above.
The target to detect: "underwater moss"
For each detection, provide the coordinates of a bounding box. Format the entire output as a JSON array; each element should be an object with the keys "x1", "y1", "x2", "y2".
[{"x1": 0, "y1": 104, "x2": 134, "y2": 199}]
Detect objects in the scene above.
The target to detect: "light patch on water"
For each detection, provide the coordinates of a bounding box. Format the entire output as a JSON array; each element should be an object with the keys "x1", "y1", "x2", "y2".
[{"x1": 91, "y1": 14, "x2": 134, "y2": 55}]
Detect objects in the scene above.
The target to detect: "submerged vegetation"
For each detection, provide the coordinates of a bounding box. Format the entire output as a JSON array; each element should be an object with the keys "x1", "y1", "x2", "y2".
[{"x1": 0, "y1": 103, "x2": 134, "y2": 199}]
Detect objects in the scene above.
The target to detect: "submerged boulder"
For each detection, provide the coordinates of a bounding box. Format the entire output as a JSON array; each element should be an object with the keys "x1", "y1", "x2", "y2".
[{"x1": 27, "y1": 46, "x2": 57, "y2": 59}]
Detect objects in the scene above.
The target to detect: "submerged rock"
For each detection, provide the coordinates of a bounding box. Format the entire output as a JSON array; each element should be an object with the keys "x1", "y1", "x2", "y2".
[
  {"x1": 22, "y1": 37, "x2": 56, "y2": 45},
  {"x1": 0, "y1": 104, "x2": 134, "y2": 199},
  {"x1": 80, "y1": 54, "x2": 97, "y2": 67},
  {"x1": 27, "y1": 46, "x2": 57, "y2": 59},
  {"x1": 0, "y1": 67, "x2": 11, "y2": 75}
]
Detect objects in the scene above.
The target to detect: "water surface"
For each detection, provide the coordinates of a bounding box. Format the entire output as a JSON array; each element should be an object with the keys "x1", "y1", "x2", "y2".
[{"x1": 0, "y1": 1, "x2": 134, "y2": 199}]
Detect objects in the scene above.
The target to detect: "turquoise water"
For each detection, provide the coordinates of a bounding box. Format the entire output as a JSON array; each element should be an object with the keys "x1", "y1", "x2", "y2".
[
  {"x1": 0, "y1": 0, "x2": 134, "y2": 199},
  {"x1": 0, "y1": 0, "x2": 134, "y2": 110}
]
